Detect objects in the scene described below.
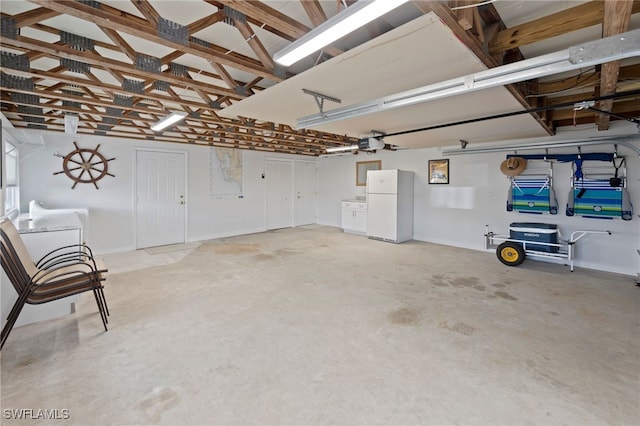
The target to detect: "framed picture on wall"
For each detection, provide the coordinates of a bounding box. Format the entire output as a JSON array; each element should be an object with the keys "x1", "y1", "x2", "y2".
[
  {"x1": 428, "y1": 159, "x2": 449, "y2": 184},
  {"x1": 356, "y1": 160, "x2": 381, "y2": 186}
]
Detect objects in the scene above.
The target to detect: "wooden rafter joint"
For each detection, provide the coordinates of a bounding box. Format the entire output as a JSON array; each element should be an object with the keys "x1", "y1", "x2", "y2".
[
  {"x1": 449, "y1": 1, "x2": 485, "y2": 42},
  {"x1": 450, "y1": 0, "x2": 474, "y2": 30}
]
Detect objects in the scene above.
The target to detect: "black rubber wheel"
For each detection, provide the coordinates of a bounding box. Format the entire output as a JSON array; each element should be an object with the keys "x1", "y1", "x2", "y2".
[{"x1": 496, "y1": 241, "x2": 526, "y2": 266}]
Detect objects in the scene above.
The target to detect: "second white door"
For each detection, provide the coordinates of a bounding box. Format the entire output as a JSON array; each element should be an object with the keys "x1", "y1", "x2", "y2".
[
  {"x1": 295, "y1": 160, "x2": 317, "y2": 226},
  {"x1": 266, "y1": 159, "x2": 294, "y2": 230}
]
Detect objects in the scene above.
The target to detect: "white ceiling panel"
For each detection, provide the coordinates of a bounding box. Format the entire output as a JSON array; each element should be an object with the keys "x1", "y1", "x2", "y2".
[
  {"x1": 0, "y1": 0, "x2": 37, "y2": 15},
  {"x1": 220, "y1": 12, "x2": 548, "y2": 149}
]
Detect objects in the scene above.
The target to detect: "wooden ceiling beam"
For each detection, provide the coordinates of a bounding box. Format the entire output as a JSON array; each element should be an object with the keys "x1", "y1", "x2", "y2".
[
  {"x1": 188, "y1": 10, "x2": 225, "y2": 34},
  {"x1": 0, "y1": 35, "x2": 241, "y2": 98},
  {"x1": 476, "y1": 3, "x2": 524, "y2": 65},
  {"x1": 30, "y1": 22, "x2": 139, "y2": 56},
  {"x1": 212, "y1": 0, "x2": 342, "y2": 57},
  {"x1": 160, "y1": 50, "x2": 186, "y2": 64},
  {"x1": 489, "y1": 1, "x2": 640, "y2": 55},
  {"x1": 3, "y1": 84, "x2": 349, "y2": 148},
  {"x1": 0, "y1": 67, "x2": 211, "y2": 112},
  {"x1": 0, "y1": 88, "x2": 131, "y2": 116},
  {"x1": 450, "y1": 1, "x2": 474, "y2": 30},
  {"x1": 596, "y1": 0, "x2": 634, "y2": 130},
  {"x1": 32, "y1": 64, "x2": 64, "y2": 84},
  {"x1": 165, "y1": 87, "x2": 202, "y2": 135},
  {"x1": 27, "y1": 0, "x2": 281, "y2": 82},
  {"x1": 231, "y1": 18, "x2": 275, "y2": 70},
  {"x1": 213, "y1": 0, "x2": 309, "y2": 38},
  {"x1": 301, "y1": 0, "x2": 328, "y2": 27},
  {"x1": 131, "y1": 0, "x2": 160, "y2": 28},
  {"x1": 209, "y1": 1, "x2": 294, "y2": 42},
  {"x1": 185, "y1": 74, "x2": 215, "y2": 105},
  {"x1": 100, "y1": 27, "x2": 137, "y2": 62},
  {"x1": 98, "y1": 66, "x2": 124, "y2": 85},
  {"x1": 472, "y1": 6, "x2": 484, "y2": 44},
  {"x1": 25, "y1": 50, "x2": 48, "y2": 61},
  {"x1": 165, "y1": 88, "x2": 193, "y2": 114},
  {"x1": 28, "y1": 22, "x2": 237, "y2": 95},
  {"x1": 545, "y1": 92, "x2": 597, "y2": 107},
  {"x1": 82, "y1": 70, "x2": 122, "y2": 105},
  {"x1": 477, "y1": 2, "x2": 502, "y2": 25},
  {"x1": 77, "y1": 87, "x2": 102, "y2": 114},
  {"x1": 209, "y1": 61, "x2": 236, "y2": 90},
  {"x1": 23, "y1": 39, "x2": 65, "y2": 63},
  {"x1": 12, "y1": 7, "x2": 61, "y2": 27},
  {"x1": 215, "y1": 76, "x2": 263, "y2": 106}
]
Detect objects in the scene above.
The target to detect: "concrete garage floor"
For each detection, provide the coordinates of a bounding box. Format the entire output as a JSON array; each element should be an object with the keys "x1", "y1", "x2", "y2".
[{"x1": 1, "y1": 226, "x2": 638, "y2": 425}]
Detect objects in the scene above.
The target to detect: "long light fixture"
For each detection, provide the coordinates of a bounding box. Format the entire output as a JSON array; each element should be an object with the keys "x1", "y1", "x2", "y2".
[
  {"x1": 151, "y1": 111, "x2": 187, "y2": 131},
  {"x1": 325, "y1": 144, "x2": 358, "y2": 153},
  {"x1": 325, "y1": 136, "x2": 385, "y2": 152},
  {"x1": 297, "y1": 29, "x2": 640, "y2": 128},
  {"x1": 273, "y1": 0, "x2": 409, "y2": 67}
]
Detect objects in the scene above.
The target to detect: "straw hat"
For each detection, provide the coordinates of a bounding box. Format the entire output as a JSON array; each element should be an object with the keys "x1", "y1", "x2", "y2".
[{"x1": 500, "y1": 157, "x2": 527, "y2": 176}]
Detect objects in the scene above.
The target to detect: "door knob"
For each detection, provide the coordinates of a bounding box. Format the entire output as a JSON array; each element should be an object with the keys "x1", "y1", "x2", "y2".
[{"x1": 179, "y1": 201, "x2": 185, "y2": 205}]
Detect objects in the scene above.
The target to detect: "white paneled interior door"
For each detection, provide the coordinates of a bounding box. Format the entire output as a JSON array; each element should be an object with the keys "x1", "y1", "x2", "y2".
[
  {"x1": 266, "y1": 159, "x2": 294, "y2": 230},
  {"x1": 295, "y1": 160, "x2": 317, "y2": 226},
  {"x1": 136, "y1": 150, "x2": 186, "y2": 249}
]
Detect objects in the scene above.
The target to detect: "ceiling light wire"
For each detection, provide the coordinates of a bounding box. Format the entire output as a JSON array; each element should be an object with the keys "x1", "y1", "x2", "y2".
[
  {"x1": 224, "y1": 24, "x2": 265, "y2": 55},
  {"x1": 450, "y1": 0, "x2": 498, "y2": 11},
  {"x1": 526, "y1": 67, "x2": 598, "y2": 97},
  {"x1": 526, "y1": 79, "x2": 602, "y2": 98}
]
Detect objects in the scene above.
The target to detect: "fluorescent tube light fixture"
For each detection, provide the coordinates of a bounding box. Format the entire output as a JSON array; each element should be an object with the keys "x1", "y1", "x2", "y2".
[
  {"x1": 273, "y1": 0, "x2": 409, "y2": 67},
  {"x1": 325, "y1": 144, "x2": 359, "y2": 153},
  {"x1": 151, "y1": 111, "x2": 187, "y2": 131}
]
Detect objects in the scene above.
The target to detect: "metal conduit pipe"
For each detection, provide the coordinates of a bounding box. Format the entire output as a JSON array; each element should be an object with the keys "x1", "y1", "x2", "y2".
[{"x1": 442, "y1": 135, "x2": 640, "y2": 156}]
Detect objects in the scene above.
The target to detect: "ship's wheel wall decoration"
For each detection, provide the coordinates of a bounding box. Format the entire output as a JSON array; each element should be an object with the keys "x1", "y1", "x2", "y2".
[{"x1": 54, "y1": 141, "x2": 115, "y2": 189}]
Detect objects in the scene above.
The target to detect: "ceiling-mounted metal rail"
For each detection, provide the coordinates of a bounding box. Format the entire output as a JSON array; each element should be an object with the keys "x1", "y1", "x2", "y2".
[{"x1": 441, "y1": 135, "x2": 640, "y2": 157}]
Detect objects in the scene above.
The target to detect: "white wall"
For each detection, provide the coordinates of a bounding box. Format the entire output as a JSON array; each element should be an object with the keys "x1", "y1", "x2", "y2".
[
  {"x1": 317, "y1": 123, "x2": 640, "y2": 276},
  {"x1": 12, "y1": 122, "x2": 640, "y2": 276},
  {"x1": 16, "y1": 131, "x2": 315, "y2": 254}
]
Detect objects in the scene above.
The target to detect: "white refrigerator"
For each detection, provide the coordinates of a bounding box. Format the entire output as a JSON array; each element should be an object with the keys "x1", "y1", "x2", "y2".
[{"x1": 366, "y1": 169, "x2": 414, "y2": 243}]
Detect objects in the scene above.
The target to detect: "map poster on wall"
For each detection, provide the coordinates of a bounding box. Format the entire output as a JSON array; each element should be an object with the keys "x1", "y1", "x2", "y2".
[{"x1": 209, "y1": 147, "x2": 243, "y2": 198}]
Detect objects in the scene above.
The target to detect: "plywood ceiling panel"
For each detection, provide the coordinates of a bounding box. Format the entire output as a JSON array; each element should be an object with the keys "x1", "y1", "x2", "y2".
[{"x1": 220, "y1": 12, "x2": 548, "y2": 149}]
